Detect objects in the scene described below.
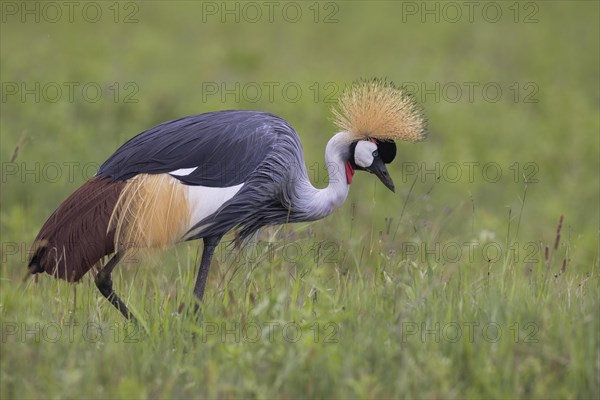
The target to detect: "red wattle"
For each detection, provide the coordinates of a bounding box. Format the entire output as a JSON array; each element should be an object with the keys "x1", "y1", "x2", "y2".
[{"x1": 345, "y1": 161, "x2": 354, "y2": 184}]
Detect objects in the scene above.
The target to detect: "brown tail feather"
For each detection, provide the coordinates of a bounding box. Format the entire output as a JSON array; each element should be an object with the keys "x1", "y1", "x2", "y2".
[{"x1": 28, "y1": 177, "x2": 126, "y2": 282}]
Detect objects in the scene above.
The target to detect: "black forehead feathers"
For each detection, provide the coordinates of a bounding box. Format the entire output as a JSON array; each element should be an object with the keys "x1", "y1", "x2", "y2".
[
  {"x1": 350, "y1": 139, "x2": 397, "y2": 165},
  {"x1": 376, "y1": 139, "x2": 397, "y2": 164}
]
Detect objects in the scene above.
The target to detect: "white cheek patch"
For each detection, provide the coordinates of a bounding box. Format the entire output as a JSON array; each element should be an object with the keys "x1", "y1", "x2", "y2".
[{"x1": 354, "y1": 141, "x2": 378, "y2": 168}]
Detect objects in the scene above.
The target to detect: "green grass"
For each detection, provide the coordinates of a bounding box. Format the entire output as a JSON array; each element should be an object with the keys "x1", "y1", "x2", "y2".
[{"x1": 1, "y1": 1, "x2": 598, "y2": 398}]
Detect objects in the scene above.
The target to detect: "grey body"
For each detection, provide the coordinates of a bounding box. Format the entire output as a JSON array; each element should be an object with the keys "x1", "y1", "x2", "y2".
[
  {"x1": 98, "y1": 110, "x2": 347, "y2": 243},
  {"x1": 79, "y1": 110, "x2": 390, "y2": 320}
]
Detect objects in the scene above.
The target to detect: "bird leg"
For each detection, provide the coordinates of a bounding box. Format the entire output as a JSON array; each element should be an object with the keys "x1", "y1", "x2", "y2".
[
  {"x1": 193, "y1": 236, "x2": 222, "y2": 307},
  {"x1": 95, "y1": 252, "x2": 137, "y2": 323}
]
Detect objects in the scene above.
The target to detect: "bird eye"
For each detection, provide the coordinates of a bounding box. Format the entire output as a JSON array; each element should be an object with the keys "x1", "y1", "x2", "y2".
[{"x1": 372, "y1": 151, "x2": 379, "y2": 157}]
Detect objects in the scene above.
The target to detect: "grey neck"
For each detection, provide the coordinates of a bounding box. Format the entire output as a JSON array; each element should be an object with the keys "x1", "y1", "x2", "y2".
[{"x1": 291, "y1": 132, "x2": 352, "y2": 221}]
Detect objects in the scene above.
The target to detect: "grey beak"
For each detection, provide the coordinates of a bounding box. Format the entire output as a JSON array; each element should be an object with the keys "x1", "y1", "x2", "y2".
[{"x1": 367, "y1": 157, "x2": 395, "y2": 193}]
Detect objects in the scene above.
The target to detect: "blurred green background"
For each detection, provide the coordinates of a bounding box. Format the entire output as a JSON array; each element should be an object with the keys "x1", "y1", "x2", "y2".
[{"x1": 1, "y1": 1, "x2": 598, "y2": 398}]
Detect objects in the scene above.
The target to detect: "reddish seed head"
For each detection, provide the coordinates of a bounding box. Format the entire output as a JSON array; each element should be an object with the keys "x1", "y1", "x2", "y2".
[
  {"x1": 554, "y1": 215, "x2": 564, "y2": 250},
  {"x1": 560, "y1": 258, "x2": 567, "y2": 274}
]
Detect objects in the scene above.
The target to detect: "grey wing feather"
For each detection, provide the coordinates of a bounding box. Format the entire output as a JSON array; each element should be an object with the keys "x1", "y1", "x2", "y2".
[
  {"x1": 97, "y1": 110, "x2": 291, "y2": 187},
  {"x1": 186, "y1": 126, "x2": 308, "y2": 241}
]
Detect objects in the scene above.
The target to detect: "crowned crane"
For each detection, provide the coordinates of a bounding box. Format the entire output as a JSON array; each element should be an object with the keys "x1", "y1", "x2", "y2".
[{"x1": 27, "y1": 79, "x2": 426, "y2": 321}]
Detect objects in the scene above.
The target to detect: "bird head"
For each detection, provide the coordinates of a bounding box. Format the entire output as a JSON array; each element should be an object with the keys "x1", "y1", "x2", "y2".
[
  {"x1": 332, "y1": 78, "x2": 427, "y2": 193},
  {"x1": 349, "y1": 139, "x2": 397, "y2": 192}
]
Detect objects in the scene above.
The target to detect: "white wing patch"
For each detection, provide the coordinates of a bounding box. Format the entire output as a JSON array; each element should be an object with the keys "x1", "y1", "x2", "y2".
[
  {"x1": 182, "y1": 183, "x2": 244, "y2": 240},
  {"x1": 169, "y1": 167, "x2": 198, "y2": 176}
]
